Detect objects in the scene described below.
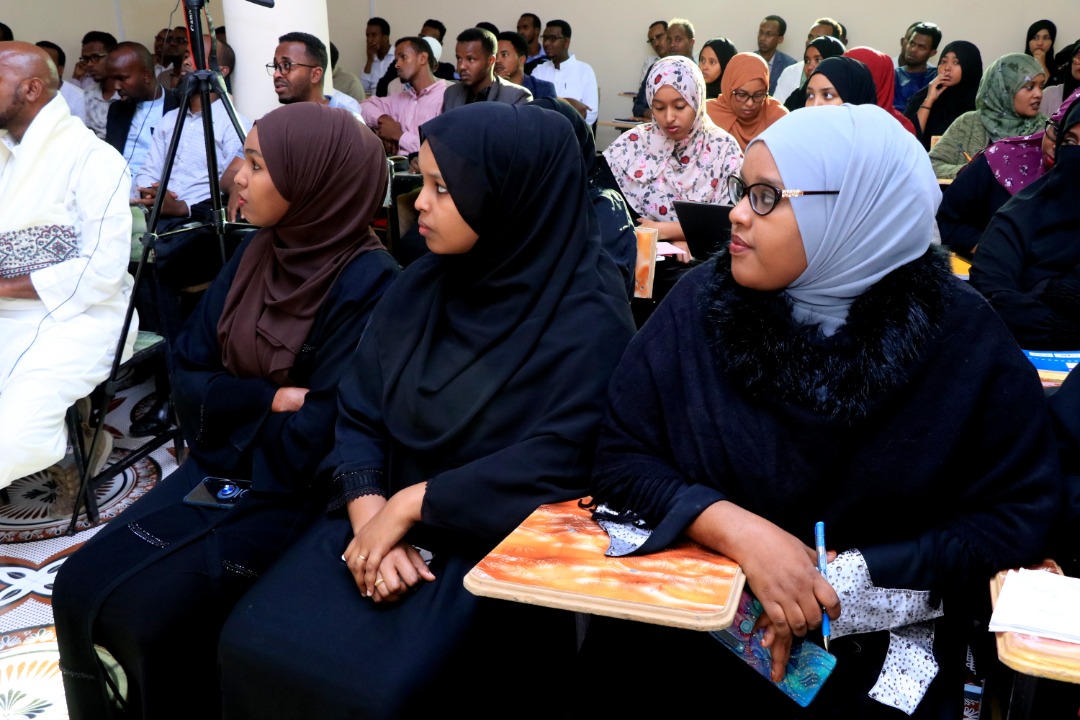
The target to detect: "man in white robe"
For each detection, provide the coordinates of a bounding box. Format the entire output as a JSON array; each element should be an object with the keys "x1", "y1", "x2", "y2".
[{"x1": 0, "y1": 42, "x2": 134, "y2": 495}]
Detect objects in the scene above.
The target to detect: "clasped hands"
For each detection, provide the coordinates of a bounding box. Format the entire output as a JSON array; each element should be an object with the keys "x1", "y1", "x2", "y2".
[
  {"x1": 344, "y1": 485, "x2": 435, "y2": 603},
  {"x1": 132, "y1": 183, "x2": 188, "y2": 218}
]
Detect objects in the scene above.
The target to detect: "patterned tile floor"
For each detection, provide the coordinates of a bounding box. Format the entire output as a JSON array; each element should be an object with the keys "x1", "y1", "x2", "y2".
[{"x1": 0, "y1": 381, "x2": 179, "y2": 719}]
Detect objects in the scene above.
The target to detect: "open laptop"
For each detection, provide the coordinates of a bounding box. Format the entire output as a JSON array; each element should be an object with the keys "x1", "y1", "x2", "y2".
[{"x1": 673, "y1": 201, "x2": 733, "y2": 261}]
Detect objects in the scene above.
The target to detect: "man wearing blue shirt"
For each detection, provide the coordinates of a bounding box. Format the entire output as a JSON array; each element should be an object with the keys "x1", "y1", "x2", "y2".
[{"x1": 894, "y1": 22, "x2": 941, "y2": 112}]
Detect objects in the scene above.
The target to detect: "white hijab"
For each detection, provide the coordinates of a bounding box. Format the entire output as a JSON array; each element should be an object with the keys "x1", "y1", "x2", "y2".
[{"x1": 747, "y1": 104, "x2": 939, "y2": 336}]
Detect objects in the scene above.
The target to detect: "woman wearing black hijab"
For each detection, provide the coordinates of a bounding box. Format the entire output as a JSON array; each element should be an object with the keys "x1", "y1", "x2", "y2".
[
  {"x1": 804, "y1": 56, "x2": 877, "y2": 106},
  {"x1": 1026, "y1": 19, "x2": 1058, "y2": 82},
  {"x1": 971, "y1": 100, "x2": 1080, "y2": 349},
  {"x1": 217, "y1": 103, "x2": 636, "y2": 718},
  {"x1": 533, "y1": 96, "x2": 636, "y2": 294},
  {"x1": 51, "y1": 103, "x2": 400, "y2": 720},
  {"x1": 905, "y1": 40, "x2": 984, "y2": 151},
  {"x1": 1041, "y1": 40, "x2": 1080, "y2": 115},
  {"x1": 699, "y1": 36, "x2": 738, "y2": 99},
  {"x1": 784, "y1": 35, "x2": 846, "y2": 111}
]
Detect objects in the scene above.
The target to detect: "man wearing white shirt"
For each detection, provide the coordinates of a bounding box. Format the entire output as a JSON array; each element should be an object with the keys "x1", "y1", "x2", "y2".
[
  {"x1": 361, "y1": 17, "x2": 393, "y2": 95},
  {"x1": 0, "y1": 43, "x2": 133, "y2": 497},
  {"x1": 35, "y1": 42, "x2": 87, "y2": 123},
  {"x1": 531, "y1": 19, "x2": 599, "y2": 125},
  {"x1": 134, "y1": 38, "x2": 248, "y2": 221}
]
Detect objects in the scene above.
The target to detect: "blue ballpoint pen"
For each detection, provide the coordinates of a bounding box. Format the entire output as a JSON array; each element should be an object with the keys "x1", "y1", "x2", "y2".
[{"x1": 814, "y1": 521, "x2": 831, "y2": 650}]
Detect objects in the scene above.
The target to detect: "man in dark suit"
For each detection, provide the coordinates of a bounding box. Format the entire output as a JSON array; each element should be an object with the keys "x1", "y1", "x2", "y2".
[
  {"x1": 495, "y1": 31, "x2": 556, "y2": 99},
  {"x1": 442, "y1": 27, "x2": 531, "y2": 110},
  {"x1": 104, "y1": 42, "x2": 178, "y2": 189},
  {"x1": 757, "y1": 14, "x2": 796, "y2": 95}
]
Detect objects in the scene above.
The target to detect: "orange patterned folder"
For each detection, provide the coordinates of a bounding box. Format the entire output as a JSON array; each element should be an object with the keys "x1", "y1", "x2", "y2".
[{"x1": 464, "y1": 499, "x2": 745, "y2": 631}]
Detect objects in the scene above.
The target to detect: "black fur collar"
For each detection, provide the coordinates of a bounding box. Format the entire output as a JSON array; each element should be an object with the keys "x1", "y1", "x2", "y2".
[{"x1": 703, "y1": 248, "x2": 954, "y2": 422}]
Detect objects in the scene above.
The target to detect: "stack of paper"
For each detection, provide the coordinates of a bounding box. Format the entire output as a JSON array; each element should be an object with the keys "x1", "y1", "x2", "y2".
[{"x1": 989, "y1": 569, "x2": 1080, "y2": 643}]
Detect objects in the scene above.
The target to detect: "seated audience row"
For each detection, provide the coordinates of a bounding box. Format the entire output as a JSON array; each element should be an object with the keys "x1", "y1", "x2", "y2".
[
  {"x1": 54, "y1": 100, "x2": 636, "y2": 718},
  {"x1": 970, "y1": 101, "x2": 1080, "y2": 350}
]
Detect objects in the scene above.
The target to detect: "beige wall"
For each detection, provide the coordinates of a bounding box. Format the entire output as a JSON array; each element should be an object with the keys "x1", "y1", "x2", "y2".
[{"x1": 6, "y1": 0, "x2": 1077, "y2": 145}]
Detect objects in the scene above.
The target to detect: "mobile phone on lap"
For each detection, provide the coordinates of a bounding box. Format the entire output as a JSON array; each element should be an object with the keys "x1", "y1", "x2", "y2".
[
  {"x1": 709, "y1": 590, "x2": 837, "y2": 707},
  {"x1": 182, "y1": 476, "x2": 251, "y2": 509}
]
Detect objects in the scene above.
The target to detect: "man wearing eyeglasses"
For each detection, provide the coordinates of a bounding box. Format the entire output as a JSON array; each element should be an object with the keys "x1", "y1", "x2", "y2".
[
  {"x1": 76, "y1": 31, "x2": 117, "y2": 139},
  {"x1": 633, "y1": 19, "x2": 693, "y2": 119},
  {"x1": 531, "y1": 19, "x2": 598, "y2": 125},
  {"x1": 756, "y1": 15, "x2": 796, "y2": 95},
  {"x1": 269, "y1": 32, "x2": 360, "y2": 115}
]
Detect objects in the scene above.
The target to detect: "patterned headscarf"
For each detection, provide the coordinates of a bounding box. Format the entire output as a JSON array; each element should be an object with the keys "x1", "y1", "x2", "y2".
[
  {"x1": 976, "y1": 53, "x2": 1048, "y2": 141},
  {"x1": 603, "y1": 56, "x2": 743, "y2": 221},
  {"x1": 985, "y1": 87, "x2": 1080, "y2": 194}
]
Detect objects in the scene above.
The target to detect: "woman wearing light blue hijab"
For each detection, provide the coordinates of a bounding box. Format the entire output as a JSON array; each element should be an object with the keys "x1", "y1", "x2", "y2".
[{"x1": 584, "y1": 104, "x2": 1059, "y2": 717}]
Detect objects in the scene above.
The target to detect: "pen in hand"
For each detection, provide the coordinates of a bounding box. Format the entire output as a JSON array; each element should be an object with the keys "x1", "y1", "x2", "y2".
[{"x1": 814, "y1": 521, "x2": 831, "y2": 651}]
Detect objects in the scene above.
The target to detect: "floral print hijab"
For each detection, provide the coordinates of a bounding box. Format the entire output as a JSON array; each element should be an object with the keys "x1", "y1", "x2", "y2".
[
  {"x1": 985, "y1": 87, "x2": 1080, "y2": 195},
  {"x1": 602, "y1": 56, "x2": 743, "y2": 221}
]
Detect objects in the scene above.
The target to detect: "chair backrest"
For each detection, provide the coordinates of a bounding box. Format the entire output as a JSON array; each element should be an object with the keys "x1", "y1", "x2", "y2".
[{"x1": 384, "y1": 156, "x2": 396, "y2": 208}]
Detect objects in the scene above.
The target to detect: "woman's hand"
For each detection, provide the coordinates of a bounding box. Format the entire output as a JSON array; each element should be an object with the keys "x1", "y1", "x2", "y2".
[
  {"x1": 345, "y1": 483, "x2": 430, "y2": 599},
  {"x1": 924, "y1": 80, "x2": 946, "y2": 106},
  {"x1": 271, "y1": 387, "x2": 308, "y2": 412},
  {"x1": 688, "y1": 502, "x2": 840, "y2": 681},
  {"x1": 366, "y1": 542, "x2": 435, "y2": 602}
]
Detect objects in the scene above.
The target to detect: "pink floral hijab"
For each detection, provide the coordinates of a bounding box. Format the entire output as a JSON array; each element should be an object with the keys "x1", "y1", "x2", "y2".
[
  {"x1": 984, "y1": 87, "x2": 1080, "y2": 195},
  {"x1": 602, "y1": 56, "x2": 743, "y2": 221}
]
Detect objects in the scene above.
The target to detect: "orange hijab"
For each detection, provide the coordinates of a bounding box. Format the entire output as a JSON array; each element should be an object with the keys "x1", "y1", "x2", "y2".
[{"x1": 705, "y1": 52, "x2": 788, "y2": 150}]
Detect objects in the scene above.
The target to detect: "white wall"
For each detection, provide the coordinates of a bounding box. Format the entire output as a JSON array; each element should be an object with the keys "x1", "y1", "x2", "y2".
[{"x1": 6, "y1": 0, "x2": 1077, "y2": 146}]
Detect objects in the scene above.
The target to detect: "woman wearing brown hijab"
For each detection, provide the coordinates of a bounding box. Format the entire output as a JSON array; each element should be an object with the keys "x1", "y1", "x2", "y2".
[
  {"x1": 706, "y1": 51, "x2": 789, "y2": 149},
  {"x1": 52, "y1": 103, "x2": 400, "y2": 720}
]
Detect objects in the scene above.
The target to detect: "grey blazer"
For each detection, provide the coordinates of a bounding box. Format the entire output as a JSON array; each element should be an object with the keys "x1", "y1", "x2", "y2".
[{"x1": 441, "y1": 75, "x2": 533, "y2": 111}]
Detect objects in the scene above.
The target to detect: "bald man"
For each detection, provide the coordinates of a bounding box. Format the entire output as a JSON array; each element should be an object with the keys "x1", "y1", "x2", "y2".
[
  {"x1": 0, "y1": 42, "x2": 135, "y2": 513},
  {"x1": 105, "y1": 42, "x2": 172, "y2": 195}
]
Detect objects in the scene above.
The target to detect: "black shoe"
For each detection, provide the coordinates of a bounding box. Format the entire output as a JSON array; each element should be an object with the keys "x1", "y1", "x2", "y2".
[{"x1": 130, "y1": 396, "x2": 173, "y2": 437}]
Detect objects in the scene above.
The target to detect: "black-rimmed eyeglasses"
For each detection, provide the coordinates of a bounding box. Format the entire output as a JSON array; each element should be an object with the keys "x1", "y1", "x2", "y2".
[
  {"x1": 266, "y1": 61, "x2": 319, "y2": 76},
  {"x1": 727, "y1": 176, "x2": 839, "y2": 216},
  {"x1": 1045, "y1": 119, "x2": 1060, "y2": 142}
]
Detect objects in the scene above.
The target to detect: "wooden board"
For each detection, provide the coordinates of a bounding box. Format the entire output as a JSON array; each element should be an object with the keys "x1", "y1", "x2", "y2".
[
  {"x1": 989, "y1": 562, "x2": 1080, "y2": 684},
  {"x1": 465, "y1": 499, "x2": 744, "y2": 631}
]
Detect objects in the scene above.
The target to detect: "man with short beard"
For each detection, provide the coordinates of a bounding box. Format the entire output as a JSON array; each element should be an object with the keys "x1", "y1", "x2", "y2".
[{"x1": 0, "y1": 42, "x2": 134, "y2": 510}]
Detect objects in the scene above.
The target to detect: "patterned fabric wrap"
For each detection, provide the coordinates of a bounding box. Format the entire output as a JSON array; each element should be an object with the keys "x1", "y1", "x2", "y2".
[
  {"x1": 602, "y1": 56, "x2": 742, "y2": 221},
  {"x1": 985, "y1": 86, "x2": 1080, "y2": 194},
  {"x1": 828, "y1": 549, "x2": 944, "y2": 715},
  {"x1": 976, "y1": 53, "x2": 1048, "y2": 141},
  {"x1": 0, "y1": 224, "x2": 78, "y2": 279}
]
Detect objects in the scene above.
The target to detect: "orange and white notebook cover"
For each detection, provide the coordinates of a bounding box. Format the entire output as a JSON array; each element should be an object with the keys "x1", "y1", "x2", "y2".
[{"x1": 465, "y1": 499, "x2": 744, "y2": 631}]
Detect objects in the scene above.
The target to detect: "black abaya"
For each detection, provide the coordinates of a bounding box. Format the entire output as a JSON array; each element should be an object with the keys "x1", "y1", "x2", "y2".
[
  {"x1": 218, "y1": 103, "x2": 635, "y2": 718},
  {"x1": 52, "y1": 238, "x2": 399, "y2": 720}
]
